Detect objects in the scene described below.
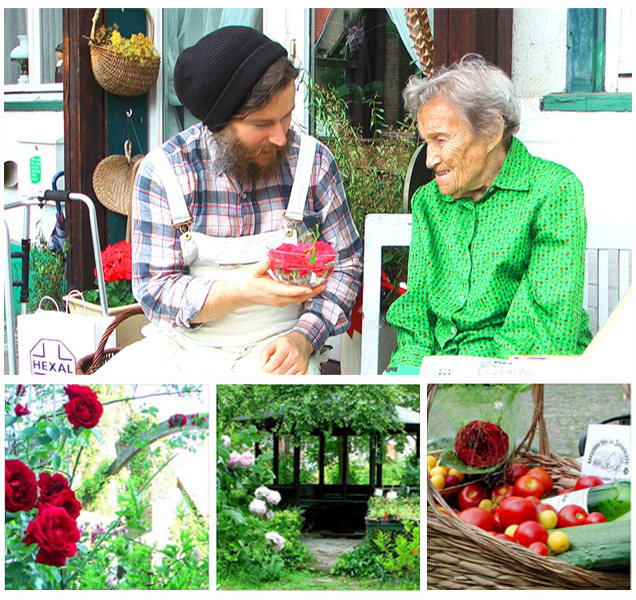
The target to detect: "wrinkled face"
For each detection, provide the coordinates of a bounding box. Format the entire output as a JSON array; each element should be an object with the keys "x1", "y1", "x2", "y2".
[
  {"x1": 418, "y1": 97, "x2": 502, "y2": 200},
  {"x1": 215, "y1": 81, "x2": 296, "y2": 181}
]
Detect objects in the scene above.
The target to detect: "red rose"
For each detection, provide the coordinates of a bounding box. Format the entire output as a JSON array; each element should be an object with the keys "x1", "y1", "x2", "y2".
[
  {"x1": 5, "y1": 459, "x2": 38, "y2": 512},
  {"x1": 63, "y1": 385, "x2": 103, "y2": 429},
  {"x1": 37, "y1": 472, "x2": 70, "y2": 505},
  {"x1": 23, "y1": 505, "x2": 81, "y2": 567},
  {"x1": 14, "y1": 403, "x2": 30, "y2": 417},
  {"x1": 168, "y1": 414, "x2": 188, "y2": 428},
  {"x1": 454, "y1": 420, "x2": 509, "y2": 468},
  {"x1": 42, "y1": 488, "x2": 82, "y2": 520}
]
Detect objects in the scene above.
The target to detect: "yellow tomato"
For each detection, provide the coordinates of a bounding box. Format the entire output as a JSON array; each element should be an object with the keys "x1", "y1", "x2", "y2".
[
  {"x1": 504, "y1": 524, "x2": 519, "y2": 538},
  {"x1": 479, "y1": 499, "x2": 494, "y2": 512},
  {"x1": 547, "y1": 531, "x2": 570, "y2": 554},
  {"x1": 430, "y1": 474, "x2": 446, "y2": 490},
  {"x1": 430, "y1": 466, "x2": 449, "y2": 478},
  {"x1": 448, "y1": 468, "x2": 464, "y2": 483},
  {"x1": 427, "y1": 455, "x2": 438, "y2": 469},
  {"x1": 537, "y1": 510, "x2": 558, "y2": 530}
]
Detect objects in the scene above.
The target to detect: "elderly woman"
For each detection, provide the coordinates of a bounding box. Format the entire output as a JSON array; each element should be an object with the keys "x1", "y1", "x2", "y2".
[{"x1": 386, "y1": 55, "x2": 592, "y2": 370}]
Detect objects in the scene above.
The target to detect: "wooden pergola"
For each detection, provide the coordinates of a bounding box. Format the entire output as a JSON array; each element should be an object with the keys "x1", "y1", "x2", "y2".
[{"x1": 238, "y1": 406, "x2": 420, "y2": 533}]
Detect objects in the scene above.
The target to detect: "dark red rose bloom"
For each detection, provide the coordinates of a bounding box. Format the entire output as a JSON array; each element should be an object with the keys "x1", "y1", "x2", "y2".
[
  {"x1": 454, "y1": 420, "x2": 509, "y2": 468},
  {"x1": 5, "y1": 459, "x2": 38, "y2": 513},
  {"x1": 168, "y1": 414, "x2": 188, "y2": 429},
  {"x1": 63, "y1": 385, "x2": 103, "y2": 429},
  {"x1": 15, "y1": 403, "x2": 30, "y2": 417},
  {"x1": 42, "y1": 488, "x2": 82, "y2": 520},
  {"x1": 37, "y1": 472, "x2": 70, "y2": 505},
  {"x1": 23, "y1": 505, "x2": 81, "y2": 567}
]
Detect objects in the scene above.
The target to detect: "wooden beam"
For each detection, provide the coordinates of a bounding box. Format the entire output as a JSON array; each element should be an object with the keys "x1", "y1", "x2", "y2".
[{"x1": 62, "y1": 9, "x2": 108, "y2": 292}]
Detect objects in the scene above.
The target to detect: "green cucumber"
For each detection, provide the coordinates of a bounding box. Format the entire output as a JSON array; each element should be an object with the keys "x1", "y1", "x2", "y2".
[{"x1": 552, "y1": 515, "x2": 630, "y2": 571}]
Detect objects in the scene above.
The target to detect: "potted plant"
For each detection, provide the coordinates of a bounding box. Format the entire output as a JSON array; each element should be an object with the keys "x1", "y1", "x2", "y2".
[
  {"x1": 65, "y1": 240, "x2": 148, "y2": 347},
  {"x1": 365, "y1": 494, "x2": 420, "y2": 531}
]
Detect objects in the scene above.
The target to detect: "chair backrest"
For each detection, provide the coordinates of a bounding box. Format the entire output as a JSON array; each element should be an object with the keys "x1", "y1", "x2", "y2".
[
  {"x1": 360, "y1": 213, "x2": 632, "y2": 373},
  {"x1": 360, "y1": 214, "x2": 412, "y2": 375}
]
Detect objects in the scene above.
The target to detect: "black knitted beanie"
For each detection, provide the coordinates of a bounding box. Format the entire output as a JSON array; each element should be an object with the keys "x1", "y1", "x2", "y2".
[{"x1": 174, "y1": 26, "x2": 288, "y2": 132}]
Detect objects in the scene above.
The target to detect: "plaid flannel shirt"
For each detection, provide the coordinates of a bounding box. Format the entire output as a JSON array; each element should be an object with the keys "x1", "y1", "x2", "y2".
[{"x1": 131, "y1": 123, "x2": 363, "y2": 353}]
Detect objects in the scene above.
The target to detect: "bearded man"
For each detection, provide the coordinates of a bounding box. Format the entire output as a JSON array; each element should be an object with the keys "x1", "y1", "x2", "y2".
[{"x1": 97, "y1": 26, "x2": 362, "y2": 377}]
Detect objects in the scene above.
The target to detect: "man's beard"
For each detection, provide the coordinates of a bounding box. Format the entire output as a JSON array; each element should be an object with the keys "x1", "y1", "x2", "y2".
[{"x1": 213, "y1": 128, "x2": 294, "y2": 183}]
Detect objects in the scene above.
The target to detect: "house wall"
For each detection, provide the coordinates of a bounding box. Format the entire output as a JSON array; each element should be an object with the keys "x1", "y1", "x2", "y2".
[{"x1": 512, "y1": 8, "x2": 632, "y2": 248}]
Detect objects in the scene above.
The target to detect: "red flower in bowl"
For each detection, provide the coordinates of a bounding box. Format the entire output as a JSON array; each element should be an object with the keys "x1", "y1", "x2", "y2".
[{"x1": 268, "y1": 240, "x2": 336, "y2": 287}]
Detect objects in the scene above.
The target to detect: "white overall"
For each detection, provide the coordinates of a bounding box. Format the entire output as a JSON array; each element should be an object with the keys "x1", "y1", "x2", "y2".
[{"x1": 97, "y1": 134, "x2": 326, "y2": 377}]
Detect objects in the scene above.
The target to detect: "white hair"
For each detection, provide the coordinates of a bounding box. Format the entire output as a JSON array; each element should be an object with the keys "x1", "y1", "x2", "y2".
[{"x1": 403, "y1": 54, "x2": 521, "y2": 141}]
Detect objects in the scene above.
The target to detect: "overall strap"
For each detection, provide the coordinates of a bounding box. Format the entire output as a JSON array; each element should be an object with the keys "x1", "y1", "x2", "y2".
[
  {"x1": 147, "y1": 148, "x2": 192, "y2": 233},
  {"x1": 284, "y1": 134, "x2": 317, "y2": 224}
]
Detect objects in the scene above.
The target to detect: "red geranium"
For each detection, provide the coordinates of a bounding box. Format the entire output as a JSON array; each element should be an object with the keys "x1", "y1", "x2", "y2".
[
  {"x1": 5, "y1": 459, "x2": 38, "y2": 513},
  {"x1": 63, "y1": 385, "x2": 103, "y2": 430},
  {"x1": 95, "y1": 240, "x2": 132, "y2": 283},
  {"x1": 454, "y1": 420, "x2": 509, "y2": 468},
  {"x1": 23, "y1": 505, "x2": 81, "y2": 567}
]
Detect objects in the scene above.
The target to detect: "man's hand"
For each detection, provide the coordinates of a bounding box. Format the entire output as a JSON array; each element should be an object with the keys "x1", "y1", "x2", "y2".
[
  {"x1": 193, "y1": 258, "x2": 325, "y2": 323},
  {"x1": 238, "y1": 258, "x2": 326, "y2": 308},
  {"x1": 260, "y1": 331, "x2": 314, "y2": 375}
]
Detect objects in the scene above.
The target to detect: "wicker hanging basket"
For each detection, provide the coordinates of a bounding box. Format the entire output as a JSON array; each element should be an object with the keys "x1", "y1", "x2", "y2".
[
  {"x1": 427, "y1": 384, "x2": 630, "y2": 590},
  {"x1": 88, "y1": 8, "x2": 160, "y2": 97}
]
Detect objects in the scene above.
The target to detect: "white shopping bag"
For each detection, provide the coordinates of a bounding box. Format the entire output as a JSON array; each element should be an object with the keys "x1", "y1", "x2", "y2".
[{"x1": 17, "y1": 298, "x2": 116, "y2": 376}]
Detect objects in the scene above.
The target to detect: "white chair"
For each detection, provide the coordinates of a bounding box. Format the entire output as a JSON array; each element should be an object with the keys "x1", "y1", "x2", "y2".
[
  {"x1": 359, "y1": 214, "x2": 632, "y2": 374},
  {"x1": 360, "y1": 214, "x2": 412, "y2": 375}
]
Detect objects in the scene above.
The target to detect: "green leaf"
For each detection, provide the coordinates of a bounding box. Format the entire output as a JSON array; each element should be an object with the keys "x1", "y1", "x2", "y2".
[
  {"x1": 438, "y1": 449, "x2": 507, "y2": 475},
  {"x1": 46, "y1": 425, "x2": 60, "y2": 441}
]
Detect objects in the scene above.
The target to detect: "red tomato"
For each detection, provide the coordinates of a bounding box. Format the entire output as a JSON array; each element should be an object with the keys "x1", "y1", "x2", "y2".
[
  {"x1": 491, "y1": 485, "x2": 514, "y2": 503},
  {"x1": 586, "y1": 512, "x2": 607, "y2": 524},
  {"x1": 504, "y1": 463, "x2": 529, "y2": 484},
  {"x1": 513, "y1": 476, "x2": 546, "y2": 500},
  {"x1": 514, "y1": 521, "x2": 549, "y2": 548},
  {"x1": 457, "y1": 484, "x2": 488, "y2": 511},
  {"x1": 498, "y1": 497, "x2": 539, "y2": 528},
  {"x1": 557, "y1": 505, "x2": 588, "y2": 528},
  {"x1": 529, "y1": 542, "x2": 549, "y2": 556},
  {"x1": 526, "y1": 467, "x2": 554, "y2": 494},
  {"x1": 537, "y1": 502, "x2": 556, "y2": 514},
  {"x1": 557, "y1": 489, "x2": 574, "y2": 495},
  {"x1": 493, "y1": 533, "x2": 516, "y2": 543},
  {"x1": 574, "y1": 475, "x2": 604, "y2": 490},
  {"x1": 493, "y1": 512, "x2": 504, "y2": 532},
  {"x1": 459, "y1": 507, "x2": 496, "y2": 531}
]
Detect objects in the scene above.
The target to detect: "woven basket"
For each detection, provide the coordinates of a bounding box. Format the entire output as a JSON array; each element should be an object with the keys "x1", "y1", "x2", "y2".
[
  {"x1": 76, "y1": 305, "x2": 145, "y2": 374},
  {"x1": 427, "y1": 384, "x2": 630, "y2": 590},
  {"x1": 89, "y1": 8, "x2": 160, "y2": 97}
]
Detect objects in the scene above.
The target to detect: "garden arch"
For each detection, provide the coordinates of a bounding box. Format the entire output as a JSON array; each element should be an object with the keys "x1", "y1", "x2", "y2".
[{"x1": 238, "y1": 406, "x2": 420, "y2": 533}]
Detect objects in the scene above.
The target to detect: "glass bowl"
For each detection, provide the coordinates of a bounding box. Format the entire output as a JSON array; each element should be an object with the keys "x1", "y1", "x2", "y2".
[{"x1": 267, "y1": 247, "x2": 336, "y2": 287}]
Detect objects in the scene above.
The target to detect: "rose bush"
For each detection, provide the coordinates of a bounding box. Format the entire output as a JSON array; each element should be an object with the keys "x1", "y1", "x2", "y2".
[{"x1": 5, "y1": 384, "x2": 209, "y2": 590}]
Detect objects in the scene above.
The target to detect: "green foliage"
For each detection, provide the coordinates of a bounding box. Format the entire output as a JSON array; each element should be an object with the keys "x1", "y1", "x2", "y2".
[
  {"x1": 373, "y1": 521, "x2": 420, "y2": 589},
  {"x1": 83, "y1": 279, "x2": 136, "y2": 308},
  {"x1": 76, "y1": 460, "x2": 111, "y2": 510},
  {"x1": 217, "y1": 384, "x2": 419, "y2": 439},
  {"x1": 366, "y1": 495, "x2": 420, "y2": 522},
  {"x1": 26, "y1": 235, "x2": 67, "y2": 312},
  {"x1": 331, "y1": 537, "x2": 384, "y2": 579}
]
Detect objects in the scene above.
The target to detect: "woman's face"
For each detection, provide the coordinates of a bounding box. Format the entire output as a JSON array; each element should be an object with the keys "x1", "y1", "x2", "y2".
[{"x1": 418, "y1": 97, "x2": 504, "y2": 201}]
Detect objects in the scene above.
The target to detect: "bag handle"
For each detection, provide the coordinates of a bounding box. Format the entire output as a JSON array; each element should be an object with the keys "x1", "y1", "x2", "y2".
[
  {"x1": 64, "y1": 289, "x2": 88, "y2": 315},
  {"x1": 37, "y1": 296, "x2": 60, "y2": 312}
]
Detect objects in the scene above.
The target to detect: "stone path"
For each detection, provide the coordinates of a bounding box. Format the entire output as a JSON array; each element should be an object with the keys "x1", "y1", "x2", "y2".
[{"x1": 302, "y1": 532, "x2": 365, "y2": 571}]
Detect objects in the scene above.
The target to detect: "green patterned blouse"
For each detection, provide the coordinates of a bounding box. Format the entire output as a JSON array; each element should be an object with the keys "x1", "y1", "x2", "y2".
[{"x1": 386, "y1": 137, "x2": 592, "y2": 368}]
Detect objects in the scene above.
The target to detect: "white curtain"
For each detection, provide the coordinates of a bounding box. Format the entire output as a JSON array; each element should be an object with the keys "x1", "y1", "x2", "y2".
[
  {"x1": 163, "y1": 8, "x2": 262, "y2": 138},
  {"x1": 385, "y1": 8, "x2": 433, "y2": 72}
]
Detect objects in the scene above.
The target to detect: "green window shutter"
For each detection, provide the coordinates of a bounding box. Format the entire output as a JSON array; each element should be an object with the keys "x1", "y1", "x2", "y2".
[{"x1": 567, "y1": 8, "x2": 606, "y2": 92}]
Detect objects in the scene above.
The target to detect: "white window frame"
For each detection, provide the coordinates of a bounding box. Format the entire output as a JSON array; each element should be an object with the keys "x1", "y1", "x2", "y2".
[
  {"x1": 605, "y1": 7, "x2": 632, "y2": 93},
  {"x1": 3, "y1": 8, "x2": 63, "y2": 94}
]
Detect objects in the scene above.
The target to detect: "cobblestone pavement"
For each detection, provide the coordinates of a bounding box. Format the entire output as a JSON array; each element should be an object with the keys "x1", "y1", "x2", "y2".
[{"x1": 518, "y1": 384, "x2": 631, "y2": 458}]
